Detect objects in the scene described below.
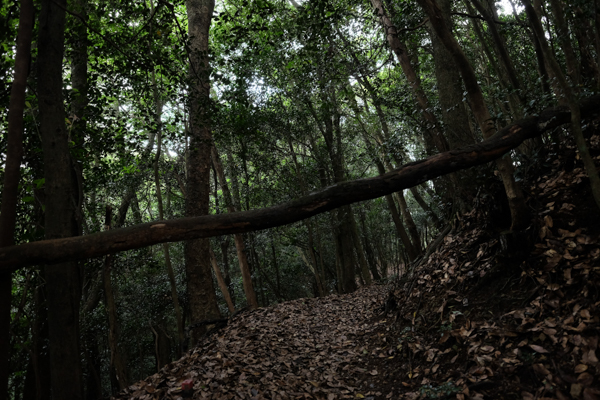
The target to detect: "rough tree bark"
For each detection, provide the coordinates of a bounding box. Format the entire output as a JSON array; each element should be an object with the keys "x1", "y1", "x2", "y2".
[
  {"x1": 38, "y1": 0, "x2": 84, "y2": 397},
  {"x1": 185, "y1": 0, "x2": 221, "y2": 341},
  {"x1": 2, "y1": 97, "x2": 597, "y2": 271},
  {"x1": 0, "y1": 0, "x2": 33, "y2": 397},
  {"x1": 429, "y1": 0, "x2": 474, "y2": 149}
]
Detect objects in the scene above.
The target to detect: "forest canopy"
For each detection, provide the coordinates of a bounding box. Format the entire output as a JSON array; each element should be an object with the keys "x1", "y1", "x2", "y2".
[{"x1": 1, "y1": 0, "x2": 599, "y2": 398}]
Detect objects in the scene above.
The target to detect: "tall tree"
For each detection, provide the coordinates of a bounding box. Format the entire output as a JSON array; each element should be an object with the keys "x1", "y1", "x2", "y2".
[
  {"x1": 185, "y1": 0, "x2": 221, "y2": 341},
  {"x1": 37, "y1": 0, "x2": 83, "y2": 397},
  {"x1": 0, "y1": 0, "x2": 33, "y2": 397},
  {"x1": 429, "y1": 0, "x2": 473, "y2": 148}
]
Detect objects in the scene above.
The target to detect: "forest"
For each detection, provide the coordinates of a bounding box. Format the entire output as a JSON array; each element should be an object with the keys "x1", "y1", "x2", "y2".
[{"x1": 1, "y1": 0, "x2": 600, "y2": 398}]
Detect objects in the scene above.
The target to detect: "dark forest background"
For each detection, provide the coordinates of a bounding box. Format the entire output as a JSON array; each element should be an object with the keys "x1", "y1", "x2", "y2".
[{"x1": 1, "y1": 0, "x2": 599, "y2": 398}]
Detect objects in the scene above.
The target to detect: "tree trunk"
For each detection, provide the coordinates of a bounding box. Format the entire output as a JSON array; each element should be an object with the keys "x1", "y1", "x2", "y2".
[
  {"x1": 80, "y1": 270, "x2": 103, "y2": 400},
  {"x1": 150, "y1": 323, "x2": 171, "y2": 371},
  {"x1": 547, "y1": 0, "x2": 580, "y2": 85},
  {"x1": 467, "y1": 0, "x2": 531, "y2": 155},
  {"x1": 82, "y1": 324, "x2": 102, "y2": 400},
  {"x1": 526, "y1": 1, "x2": 566, "y2": 103},
  {"x1": 354, "y1": 90, "x2": 442, "y2": 229},
  {"x1": 409, "y1": 186, "x2": 443, "y2": 230},
  {"x1": 331, "y1": 216, "x2": 344, "y2": 294},
  {"x1": 395, "y1": 191, "x2": 422, "y2": 254},
  {"x1": 38, "y1": 0, "x2": 84, "y2": 397},
  {"x1": 429, "y1": 0, "x2": 475, "y2": 149},
  {"x1": 374, "y1": 240, "x2": 387, "y2": 279},
  {"x1": 211, "y1": 146, "x2": 259, "y2": 309},
  {"x1": 573, "y1": 6, "x2": 600, "y2": 85},
  {"x1": 350, "y1": 211, "x2": 372, "y2": 285},
  {"x1": 69, "y1": 0, "x2": 87, "y2": 233},
  {"x1": 370, "y1": 0, "x2": 450, "y2": 154},
  {"x1": 151, "y1": 85, "x2": 185, "y2": 352},
  {"x1": 307, "y1": 92, "x2": 358, "y2": 292},
  {"x1": 464, "y1": 0, "x2": 514, "y2": 119},
  {"x1": 220, "y1": 237, "x2": 233, "y2": 298},
  {"x1": 314, "y1": 218, "x2": 330, "y2": 285},
  {"x1": 418, "y1": 0, "x2": 529, "y2": 231},
  {"x1": 102, "y1": 207, "x2": 129, "y2": 391},
  {"x1": 506, "y1": 0, "x2": 553, "y2": 95},
  {"x1": 21, "y1": 284, "x2": 51, "y2": 400},
  {"x1": 367, "y1": 152, "x2": 420, "y2": 261},
  {"x1": 471, "y1": 0, "x2": 523, "y2": 98},
  {"x1": 385, "y1": 192, "x2": 418, "y2": 261},
  {"x1": 252, "y1": 245, "x2": 282, "y2": 303},
  {"x1": 351, "y1": 63, "x2": 455, "y2": 215},
  {"x1": 595, "y1": 0, "x2": 600, "y2": 90},
  {"x1": 357, "y1": 209, "x2": 381, "y2": 281},
  {"x1": 287, "y1": 137, "x2": 326, "y2": 295},
  {"x1": 306, "y1": 221, "x2": 326, "y2": 296},
  {"x1": 184, "y1": 0, "x2": 221, "y2": 342},
  {"x1": 209, "y1": 247, "x2": 235, "y2": 313},
  {"x1": 336, "y1": 206, "x2": 357, "y2": 293},
  {"x1": 0, "y1": 0, "x2": 33, "y2": 397}
]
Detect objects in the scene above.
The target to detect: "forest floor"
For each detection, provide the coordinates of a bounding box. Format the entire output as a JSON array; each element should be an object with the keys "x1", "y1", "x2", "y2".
[{"x1": 113, "y1": 129, "x2": 600, "y2": 400}]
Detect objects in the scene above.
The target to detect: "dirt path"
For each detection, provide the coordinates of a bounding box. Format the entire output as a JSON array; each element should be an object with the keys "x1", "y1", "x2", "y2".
[{"x1": 114, "y1": 284, "x2": 390, "y2": 399}]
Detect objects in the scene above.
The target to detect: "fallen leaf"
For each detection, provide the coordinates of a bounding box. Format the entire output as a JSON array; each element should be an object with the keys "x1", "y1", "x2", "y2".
[
  {"x1": 583, "y1": 388, "x2": 600, "y2": 400},
  {"x1": 529, "y1": 344, "x2": 549, "y2": 353},
  {"x1": 578, "y1": 372, "x2": 594, "y2": 386},
  {"x1": 575, "y1": 364, "x2": 588, "y2": 373}
]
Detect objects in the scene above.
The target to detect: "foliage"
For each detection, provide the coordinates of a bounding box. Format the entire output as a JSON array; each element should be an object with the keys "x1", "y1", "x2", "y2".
[{"x1": 2, "y1": 0, "x2": 599, "y2": 396}]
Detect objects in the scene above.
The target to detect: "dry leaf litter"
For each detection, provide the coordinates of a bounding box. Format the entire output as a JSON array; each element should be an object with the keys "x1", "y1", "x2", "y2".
[{"x1": 114, "y1": 130, "x2": 600, "y2": 399}]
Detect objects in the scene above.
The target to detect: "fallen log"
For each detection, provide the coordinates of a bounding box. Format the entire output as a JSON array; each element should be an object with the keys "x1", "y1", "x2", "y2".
[{"x1": 1, "y1": 96, "x2": 599, "y2": 271}]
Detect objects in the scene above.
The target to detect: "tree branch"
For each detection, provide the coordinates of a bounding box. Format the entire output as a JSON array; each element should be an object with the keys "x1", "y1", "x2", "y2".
[{"x1": 1, "y1": 96, "x2": 599, "y2": 271}]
